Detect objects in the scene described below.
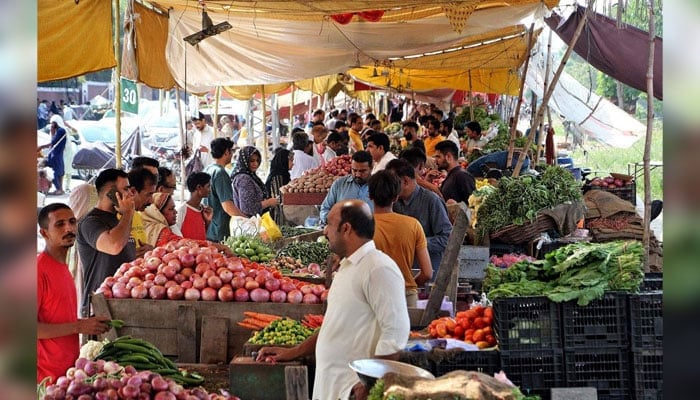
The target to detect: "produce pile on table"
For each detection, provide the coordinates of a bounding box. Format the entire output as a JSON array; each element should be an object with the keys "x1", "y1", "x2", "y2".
[
  {"x1": 96, "y1": 239, "x2": 329, "y2": 304},
  {"x1": 475, "y1": 165, "x2": 582, "y2": 239},
  {"x1": 279, "y1": 225, "x2": 317, "y2": 238},
  {"x1": 467, "y1": 179, "x2": 497, "y2": 228},
  {"x1": 588, "y1": 174, "x2": 634, "y2": 189},
  {"x1": 280, "y1": 155, "x2": 352, "y2": 193},
  {"x1": 426, "y1": 305, "x2": 497, "y2": 348},
  {"x1": 222, "y1": 234, "x2": 276, "y2": 262},
  {"x1": 489, "y1": 253, "x2": 536, "y2": 269},
  {"x1": 277, "y1": 240, "x2": 331, "y2": 266},
  {"x1": 248, "y1": 318, "x2": 316, "y2": 346},
  {"x1": 93, "y1": 336, "x2": 203, "y2": 386},
  {"x1": 38, "y1": 357, "x2": 239, "y2": 400},
  {"x1": 483, "y1": 240, "x2": 644, "y2": 305}
]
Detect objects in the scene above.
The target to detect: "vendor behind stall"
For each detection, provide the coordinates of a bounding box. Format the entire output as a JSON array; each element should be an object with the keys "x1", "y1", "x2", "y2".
[
  {"x1": 256, "y1": 200, "x2": 409, "y2": 400},
  {"x1": 319, "y1": 151, "x2": 374, "y2": 224}
]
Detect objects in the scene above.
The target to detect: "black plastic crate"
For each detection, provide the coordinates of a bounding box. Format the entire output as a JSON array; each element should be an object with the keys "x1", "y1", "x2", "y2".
[
  {"x1": 632, "y1": 349, "x2": 663, "y2": 400},
  {"x1": 564, "y1": 347, "x2": 631, "y2": 400},
  {"x1": 433, "y1": 350, "x2": 501, "y2": 376},
  {"x1": 639, "y1": 273, "x2": 663, "y2": 292},
  {"x1": 494, "y1": 296, "x2": 562, "y2": 351},
  {"x1": 562, "y1": 291, "x2": 629, "y2": 348},
  {"x1": 489, "y1": 241, "x2": 528, "y2": 257},
  {"x1": 629, "y1": 291, "x2": 663, "y2": 350},
  {"x1": 500, "y1": 349, "x2": 564, "y2": 400}
]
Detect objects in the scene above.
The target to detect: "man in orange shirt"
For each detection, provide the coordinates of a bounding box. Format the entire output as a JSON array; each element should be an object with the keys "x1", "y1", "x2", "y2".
[
  {"x1": 369, "y1": 171, "x2": 432, "y2": 307},
  {"x1": 422, "y1": 117, "x2": 445, "y2": 157}
]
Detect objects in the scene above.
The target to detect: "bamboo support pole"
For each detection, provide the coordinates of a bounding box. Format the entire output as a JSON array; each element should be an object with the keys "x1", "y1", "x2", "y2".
[
  {"x1": 468, "y1": 70, "x2": 474, "y2": 121},
  {"x1": 642, "y1": 0, "x2": 656, "y2": 267},
  {"x1": 535, "y1": 29, "x2": 554, "y2": 165},
  {"x1": 513, "y1": 8, "x2": 589, "y2": 176},
  {"x1": 507, "y1": 24, "x2": 536, "y2": 166},
  {"x1": 213, "y1": 87, "x2": 221, "y2": 138},
  {"x1": 114, "y1": 0, "x2": 122, "y2": 168}
]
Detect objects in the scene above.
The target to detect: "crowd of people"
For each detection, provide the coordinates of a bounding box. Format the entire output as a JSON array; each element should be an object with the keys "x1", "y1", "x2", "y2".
[{"x1": 38, "y1": 99, "x2": 501, "y2": 399}]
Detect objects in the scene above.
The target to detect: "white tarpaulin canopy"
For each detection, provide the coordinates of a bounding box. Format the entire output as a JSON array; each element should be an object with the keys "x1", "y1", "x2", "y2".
[{"x1": 163, "y1": 2, "x2": 549, "y2": 91}]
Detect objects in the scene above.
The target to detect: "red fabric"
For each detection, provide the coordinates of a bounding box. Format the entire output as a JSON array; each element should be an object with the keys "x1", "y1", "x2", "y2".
[
  {"x1": 545, "y1": 126, "x2": 556, "y2": 165},
  {"x1": 357, "y1": 10, "x2": 384, "y2": 22},
  {"x1": 37, "y1": 252, "x2": 79, "y2": 384},
  {"x1": 156, "y1": 227, "x2": 184, "y2": 247},
  {"x1": 180, "y1": 206, "x2": 207, "y2": 241},
  {"x1": 331, "y1": 13, "x2": 354, "y2": 24}
]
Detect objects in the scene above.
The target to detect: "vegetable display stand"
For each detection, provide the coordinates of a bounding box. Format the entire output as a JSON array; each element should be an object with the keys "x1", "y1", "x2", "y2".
[
  {"x1": 489, "y1": 213, "x2": 557, "y2": 244},
  {"x1": 629, "y1": 291, "x2": 663, "y2": 350},
  {"x1": 494, "y1": 296, "x2": 562, "y2": 351},
  {"x1": 281, "y1": 192, "x2": 327, "y2": 206},
  {"x1": 230, "y1": 356, "x2": 309, "y2": 400},
  {"x1": 561, "y1": 291, "x2": 629, "y2": 348},
  {"x1": 91, "y1": 294, "x2": 324, "y2": 363},
  {"x1": 499, "y1": 349, "x2": 565, "y2": 400},
  {"x1": 563, "y1": 347, "x2": 631, "y2": 400},
  {"x1": 631, "y1": 348, "x2": 663, "y2": 400}
]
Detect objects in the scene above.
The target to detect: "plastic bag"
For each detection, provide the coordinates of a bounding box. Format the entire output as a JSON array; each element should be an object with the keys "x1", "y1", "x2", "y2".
[
  {"x1": 260, "y1": 211, "x2": 282, "y2": 241},
  {"x1": 229, "y1": 215, "x2": 262, "y2": 238},
  {"x1": 185, "y1": 150, "x2": 203, "y2": 176}
]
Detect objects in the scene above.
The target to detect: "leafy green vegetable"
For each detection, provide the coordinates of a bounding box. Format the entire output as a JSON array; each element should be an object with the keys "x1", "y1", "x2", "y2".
[
  {"x1": 483, "y1": 241, "x2": 644, "y2": 305},
  {"x1": 279, "y1": 226, "x2": 317, "y2": 238}
]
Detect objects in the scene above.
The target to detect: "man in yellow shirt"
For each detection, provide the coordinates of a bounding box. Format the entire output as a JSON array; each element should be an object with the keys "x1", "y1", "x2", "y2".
[
  {"x1": 423, "y1": 117, "x2": 445, "y2": 157},
  {"x1": 126, "y1": 168, "x2": 157, "y2": 257},
  {"x1": 347, "y1": 112, "x2": 364, "y2": 153}
]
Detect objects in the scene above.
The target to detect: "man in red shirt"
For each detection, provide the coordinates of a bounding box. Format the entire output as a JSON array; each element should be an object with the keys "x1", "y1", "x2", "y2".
[
  {"x1": 176, "y1": 172, "x2": 214, "y2": 241},
  {"x1": 37, "y1": 203, "x2": 109, "y2": 383}
]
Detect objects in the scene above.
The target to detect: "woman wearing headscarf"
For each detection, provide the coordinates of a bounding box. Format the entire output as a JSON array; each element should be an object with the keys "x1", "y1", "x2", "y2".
[
  {"x1": 265, "y1": 148, "x2": 294, "y2": 225},
  {"x1": 141, "y1": 192, "x2": 233, "y2": 254},
  {"x1": 231, "y1": 146, "x2": 279, "y2": 217}
]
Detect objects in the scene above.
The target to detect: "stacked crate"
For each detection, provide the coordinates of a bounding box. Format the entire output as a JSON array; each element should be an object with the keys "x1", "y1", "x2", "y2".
[
  {"x1": 561, "y1": 292, "x2": 631, "y2": 400},
  {"x1": 494, "y1": 296, "x2": 564, "y2": 400},
  {"x1": 629, "y1": 290, "x2": 663, "y2": 400}
]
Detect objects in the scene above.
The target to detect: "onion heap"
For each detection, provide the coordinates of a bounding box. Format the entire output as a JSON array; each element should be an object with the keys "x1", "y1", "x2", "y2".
[
  {"x1": 39, "y1": 357, "x2": 239, "y2": 400},
  {"x1": 280, "y1": 155, "x2": 353, "y2": 194},
  {"x1": 96, "y1": 239, "x2": 329, "y2": 304}
]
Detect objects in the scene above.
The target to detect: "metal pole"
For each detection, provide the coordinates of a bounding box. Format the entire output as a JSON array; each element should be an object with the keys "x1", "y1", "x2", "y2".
[
  {"x1": 468, "y1": 70, "x2": 474, "y2": 121},
  {"x1": 114, "y1": 0, "x2": 122, "y2": 169},
  {"x1": 290, "y1": 84, "x2": 295, "y2": 129},
  {"x1": 175, "y1": 89, "x2": 186, "y2": 200},
  {"x1": 271, "y1": 93, "x2": 280, "y2": 150},
  {"x1": 261, "y1": 86, "x2": 269, "y2": 169},
  {"x1": 213, "y1": 86, "x2": 221, "y2": 138},
  {"x1": 513, "y1": 7, "x2": 589, "y2": 177}
]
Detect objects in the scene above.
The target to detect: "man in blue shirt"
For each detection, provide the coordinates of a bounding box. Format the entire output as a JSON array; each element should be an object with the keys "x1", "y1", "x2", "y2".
[
  {"x1": 319, "y1": 151, "x2": 373, "y2": 224},
  {"x1": 386, "y1": 159, "x2": 452, "y2": 275}
]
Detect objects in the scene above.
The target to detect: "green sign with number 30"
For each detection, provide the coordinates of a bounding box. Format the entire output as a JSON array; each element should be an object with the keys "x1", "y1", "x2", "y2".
[{"x1": 120, "y1": 77, "x2": 138, "y2": 114}]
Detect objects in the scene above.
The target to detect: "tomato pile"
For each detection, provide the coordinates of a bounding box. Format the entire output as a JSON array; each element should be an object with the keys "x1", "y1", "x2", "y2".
[{"x1": 428, "y1": 305, "x2": 497, "y2": 349}]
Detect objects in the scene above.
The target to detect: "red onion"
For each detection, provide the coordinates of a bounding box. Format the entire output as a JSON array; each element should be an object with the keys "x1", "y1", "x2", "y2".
[
  {"x1": 202, "y1": 270, "x2": 215, "y2": 279},
  {"x1": 255, "y1": 274, "x2": 268, "y2": 286},
  {"x1": 144, "y1": 273, "x2": 155, "y2": 281},
  {"x1": 75, "y1": 357, "x2": 89, "y2": 370},
  {"x1": 311, "y1": 284, "x2": 325, "y2": 296},
  {"x1": 320, "y1": 290, "x2": 329, "y2": 302},
  {"x1": 212, "y1": 257, "x2": 227, "y2": 268},
  {"x1": 180, "y1": 280, "x2": 193, "y2": 289},
  {"x1": 250, "y1": 288, "x2": 270, "y2": 302},
  {"x1": 234, "y1": 288, "x2": 249, "y2": 302},
  {"x1": 184, "y1": 288, "x2": 201, "y2": 301},
  {"x1": 179, "y1": 253, "x2": 196, "y2": 268},
  {"x1": 104, "y1": 277, "x2": 117, "y2": 287},
  {"x1": 173, "y1": 273, "x2": 186, "y2": 284},
  {"x1": 167, "y1": 285, "x2": 184, "y2": 300},
  {"x1": 96, "y1": 286, "x2": 113, "y2": 298},
  {"x1": 231, "y1": 276, "x2": 246, "y2": 289},
  {"x1": 207, "y1": 276, "x2": 223, "y2": 289},
  {"x1": 196, "y1": 253, "x2": 211, "y2": 265},
  {"x1": 218, "y1": 269, "x2": 233, "y2": 283},
  {"x1": 264, "y1": 278, "x2": 280, "y2": 292},
  {"x1": 162, "y1": 265, "x2": 177, "y2": 279},
  {"x1": 161, "y1": 252, "x2": 178, "y2": 263},
  {"x1": 151, "y1": 376, "x2": 169, "y2": 392},
  {"x1": 144, "y1": 256, "x2": 162, "y2": 271},
  {"x1": 280, "y1": 281, "x2": 296, "y2": 293},
  {"x1": 154, "y1": 392, "x2": 177, "y2": 400},
  {"x1": 270, "y1": 290, "x2": 287, "y2": 303},
  {"x1": 195, "y1": 263, "x2": 211, "y2": 275},
  {"x1": 149, "y1": 285, "x2": 166, "y2": 300},
  {"x1": 193, "y1": 277, "x2": 208, "y2": 290},
  {"x1": 154, "y1": 274, "x2": 168, "y2": 286},
  {"x1": 120, "y1": 384, "x2": 140, "y2": 399},
  {"x1": 201, "y1": 287, "x2": 217, "y2": 301},
  {"x1": 152, "y1": 246, "x2": 167, "y2": 258},
  {"x1": 287, "y1": 289, "x2": 303, "y2": 304},
  {"x1": 112, "y1": 282, "x2": 130, "y2": 299},
  {"x1": 244, "y1": 280, "x2": 259, "y2": 290},
  {"x1": 127, "y1": 276, "x2": 143, "y2": 289},
  {"x1": 130, "y1": 285, "x2": 148, "y2": 299},
  {"x1": 300, "y1": 285, "x2": 314, "y2": 295},
  {"x1": 164, "y1": 280, "x2": 178, "y2": 289},
  {"x1": 167, "y1": 259, "x2": 182, "y2": 271},
  {"x1": 181, "y1": 267, "x2": 194, "y2": 279},
  {"x1": 302, "y1": 293, "x2": 320, "y2": 304},
  {"x1": 218, "y1": 286, "x2": 234, "y2": 302},
  {"x1": 127, "y1": 375, "x2": 142, "y2": 387}
]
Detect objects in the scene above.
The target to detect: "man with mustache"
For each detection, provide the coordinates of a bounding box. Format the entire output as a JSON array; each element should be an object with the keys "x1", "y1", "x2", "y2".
[
  {"x1": 319, "y1": 151, "x2": 374, "y2": 224},
  {"x1": 37, "y1": 203, "x2": 110, "y2": 384}
]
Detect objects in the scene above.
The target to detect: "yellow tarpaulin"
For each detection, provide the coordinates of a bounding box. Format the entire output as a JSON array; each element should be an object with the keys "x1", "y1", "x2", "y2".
[
  {"x1": 223, "y1": 83, "x2": 292, "y2": 100},
  {"x1": 133, "y1": 2, "x2": 176, "y2": 89},
  {"x1": 38, "y1": 0, "x2": 115, "y2": 82}
]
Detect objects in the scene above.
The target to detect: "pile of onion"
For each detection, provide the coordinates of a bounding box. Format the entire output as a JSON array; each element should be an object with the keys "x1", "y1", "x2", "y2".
[
  {"x1": 96, "y1": 239, "x2": 329, "y2": 303},
  {"x1": 40, "y1": 357, "x2": 239, "y2": 400}
]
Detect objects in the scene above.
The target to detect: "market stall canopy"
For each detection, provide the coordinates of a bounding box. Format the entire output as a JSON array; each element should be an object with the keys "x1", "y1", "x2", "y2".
[
  {"x1": 38, "y1": 0, "x2": 116, "y2": 82},
  {"x1": 546, "y1": 5, "x2": 663, "y2": 100},
  {"x1": 135, "y1": 0, "x2": 555, "y2": 91}
]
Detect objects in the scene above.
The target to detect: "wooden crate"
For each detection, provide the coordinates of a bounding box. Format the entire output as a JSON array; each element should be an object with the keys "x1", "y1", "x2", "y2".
[
  {"x1": 230, "y1": 356, "x2": 307, "y2": 400},
  {"x1": 92, "y1": 295, "x2": 431, "y2": 363},
  {"x1": 282, "y1": 192, "x2": 327, "y2": 205},
  {"x1": 91, "y1": 294, "x2": 325, "y2": 363}
]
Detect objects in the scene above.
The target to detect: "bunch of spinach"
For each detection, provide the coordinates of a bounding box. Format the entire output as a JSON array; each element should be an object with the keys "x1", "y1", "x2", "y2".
[
  {"x1": 483, "y1": 241, "x2": 644, "y2": 305},
  {"x1": 475, "y1": 165, "x2": 581, "y2": 240}
]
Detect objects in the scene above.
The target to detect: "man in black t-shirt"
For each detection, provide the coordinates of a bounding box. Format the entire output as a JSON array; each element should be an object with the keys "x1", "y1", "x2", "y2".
[{"x1": 432, "y1": 140, "x2": 476, "y2": 205}]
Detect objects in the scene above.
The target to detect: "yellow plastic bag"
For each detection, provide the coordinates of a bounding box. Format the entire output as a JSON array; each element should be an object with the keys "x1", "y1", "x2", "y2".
[{"x1": 260, "y1": 211, "x2": 282, "y2": 241}]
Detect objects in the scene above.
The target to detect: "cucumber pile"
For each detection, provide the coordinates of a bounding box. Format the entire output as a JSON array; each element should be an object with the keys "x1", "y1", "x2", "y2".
[{"x1": 94, "y1": 336, "x2": 204, "y2": 386}]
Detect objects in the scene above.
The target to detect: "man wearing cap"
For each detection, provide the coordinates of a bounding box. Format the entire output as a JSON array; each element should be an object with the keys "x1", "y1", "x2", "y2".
[{"x1": 191, "y1": 112, "x2": 215, "y2": 167}]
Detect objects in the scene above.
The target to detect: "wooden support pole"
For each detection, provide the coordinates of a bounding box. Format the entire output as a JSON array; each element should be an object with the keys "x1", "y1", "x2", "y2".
[
  {"x1": 113, "y1": 0, "x2": 122, "y2": 168},
  {"x1": 507, "y1": 24, "x2": 536, "y2": 167},
  {"x1": 420, "y1": 208, "x2": 469, "y2": 326},
  {"x1": 513, "y1": 7, "x2": 589, "y2": 176},
  {"x1": 468, "y1": 70, "x2": 475, "y2": 121},
  {"x1": 175, "y1": 89, "x2": 186, "y2": 199},
  {"x1": 213, "y1": 86, "x2": 221, "y2": 138},
  {"x1": 261, "y1": 86, "x2": 269, "y2": 168},
  {"x1": 535, "y1": 29, "x2": 554, "y2": 165},
  {"x1": 642, "y1": 0, "x2": 656, "y2": 267},
  {"x1": 290, "y1": 84, "x2": 295, "y2": 127}
]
